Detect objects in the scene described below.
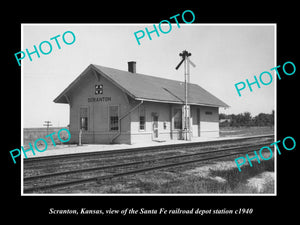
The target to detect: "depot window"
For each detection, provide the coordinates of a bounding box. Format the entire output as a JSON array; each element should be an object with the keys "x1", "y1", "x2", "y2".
[
  {"x1": 139, "y1": 105, "x2": 146, "y2": 131},
  {"x1": 80, "y1": 107, "x2": 88, "y2": 131},
  {"x1": 109, "y1": 105, "x2": 119, "y2": 131}
]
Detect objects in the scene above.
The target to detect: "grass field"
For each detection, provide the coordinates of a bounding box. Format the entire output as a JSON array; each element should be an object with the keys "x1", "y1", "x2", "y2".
[
  {"x1": 56, "y1": 152, "x2": 275, "y2": 194},
  {"x1": 99, "y1": 158, "x2": 275, "y2": 194},
  {"x1": 23, "y1": 127, "x2": 69, "y2": 148},
  {"x1": 220, "y1": 126, "x2": 274, "y2": 137}
]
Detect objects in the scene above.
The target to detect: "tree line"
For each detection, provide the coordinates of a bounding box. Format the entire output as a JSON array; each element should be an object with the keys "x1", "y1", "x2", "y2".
[{"x1": 219, "y1": 111, "x2": 274, "y2": 127}]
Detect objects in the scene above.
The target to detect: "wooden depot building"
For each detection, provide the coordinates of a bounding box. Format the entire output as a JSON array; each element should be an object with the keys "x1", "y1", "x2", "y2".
[{"x1": 54, "y1": 62, "x2": 229, "y2": 144}]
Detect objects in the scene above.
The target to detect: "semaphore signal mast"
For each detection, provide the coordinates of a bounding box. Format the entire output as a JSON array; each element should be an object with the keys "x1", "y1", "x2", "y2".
[{"x1": 175, "y1": 50, "x2": 196, "y2": 141}]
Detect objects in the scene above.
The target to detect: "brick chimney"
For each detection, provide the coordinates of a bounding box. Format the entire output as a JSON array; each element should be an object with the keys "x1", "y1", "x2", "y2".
[{"x1": 128, "y1": 61, "x2": 136, "y2": 73}]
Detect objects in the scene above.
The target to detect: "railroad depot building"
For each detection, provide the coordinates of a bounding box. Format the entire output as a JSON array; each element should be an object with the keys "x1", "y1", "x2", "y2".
[{"x1": 54, "y1": 62, "x2": 229, "y2": 144}]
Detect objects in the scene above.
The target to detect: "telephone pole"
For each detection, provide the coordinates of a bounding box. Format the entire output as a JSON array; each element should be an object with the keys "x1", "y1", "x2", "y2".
[{"x1": 43, "y1": 121, "x2": 52, "y2": 136}]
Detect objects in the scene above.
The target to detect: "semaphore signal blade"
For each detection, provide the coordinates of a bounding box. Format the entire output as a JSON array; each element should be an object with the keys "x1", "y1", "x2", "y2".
[
  {"x1": 175, "y1": 58, "x2": 185, "y2": 70},
  {"x1": 187, "y1": 57, "x2": 196, "y2": 68}
]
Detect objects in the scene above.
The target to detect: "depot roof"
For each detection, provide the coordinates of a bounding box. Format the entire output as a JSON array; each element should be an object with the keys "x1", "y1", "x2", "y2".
[{"x1": 54, "y1": 64, "x2": 229, "y2": 108}]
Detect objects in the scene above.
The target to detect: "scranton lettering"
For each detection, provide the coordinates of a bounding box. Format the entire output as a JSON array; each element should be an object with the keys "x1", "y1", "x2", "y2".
[
  {"x1": 88, "y1": 97, "x2": 111, "y2": 102},
  {"x1": 49, "y1": 208, "x2": 78, "y2": 215}
]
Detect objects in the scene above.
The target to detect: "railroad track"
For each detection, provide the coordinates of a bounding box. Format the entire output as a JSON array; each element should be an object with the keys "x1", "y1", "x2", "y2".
[
  {"x1": 24, "y1": 134, "x2": 274, "y2": 164},
  {"x1": 23, "y1": 136, "x2": 274, "y2": 193}
]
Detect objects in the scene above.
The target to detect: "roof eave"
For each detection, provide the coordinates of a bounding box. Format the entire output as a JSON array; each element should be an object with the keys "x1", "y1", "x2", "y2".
[
  {"x1": 53, "y1": 64, "x2": 138, "y2": 104},
  {"x1": 135, "y1": 97, "x2": 229, "y2": 108},
  {"x1": 53, "y1": 65, "x2": 94, "y2": 103}
]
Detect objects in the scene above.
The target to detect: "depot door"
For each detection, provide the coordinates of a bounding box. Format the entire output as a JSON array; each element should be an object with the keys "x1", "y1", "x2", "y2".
[
  {"x1": 192, "y1": 108, "x2": 200, "y2": 137},
  {"x1": 152, "y1": 113, "x2": 159, "y2": 139}
]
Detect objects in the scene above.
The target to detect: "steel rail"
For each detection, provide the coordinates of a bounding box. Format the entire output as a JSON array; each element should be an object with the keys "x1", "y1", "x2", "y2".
[
  {"x1": 24, "y1": 142, "x2": 270, "y2": 181},
  {"x1": 24, "y1": 134, "x2": 274, "y2": 164}
]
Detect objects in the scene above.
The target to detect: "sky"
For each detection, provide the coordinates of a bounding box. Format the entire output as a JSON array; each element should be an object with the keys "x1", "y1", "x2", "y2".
[{"x1": 22, "y1": 24, "x2": 275, "y2": 128}]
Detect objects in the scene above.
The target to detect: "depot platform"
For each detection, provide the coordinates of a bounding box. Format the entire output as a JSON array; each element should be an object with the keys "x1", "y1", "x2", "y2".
[{"x1": 22, "y1": 134, "x2": 273, "y2": 159}]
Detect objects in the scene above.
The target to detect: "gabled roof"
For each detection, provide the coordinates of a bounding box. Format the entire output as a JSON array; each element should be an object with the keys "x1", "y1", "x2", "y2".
[{"x1": 54, "y1": 64, "x2": 229, "y2": 108}]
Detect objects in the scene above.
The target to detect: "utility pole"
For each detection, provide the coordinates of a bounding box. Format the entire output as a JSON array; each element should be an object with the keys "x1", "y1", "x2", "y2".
[
  {"x1": 175, "y1": 50, "x2": 196, "y2": 141},
  {"x1": 43, "y1": 121, "x2": 52, "y2": 136}
]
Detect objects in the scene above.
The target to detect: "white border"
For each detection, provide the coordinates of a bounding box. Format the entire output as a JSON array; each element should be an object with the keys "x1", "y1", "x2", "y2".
[
  {"x1": 274, "y1": 23, "x2": 277, "y2": 196},
  {"x1": 21, "y1": 24, "x2": 24, "y2": 195},
  {"x1": 21, "y1": 23, "x2": 277, "y2": 196}
]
